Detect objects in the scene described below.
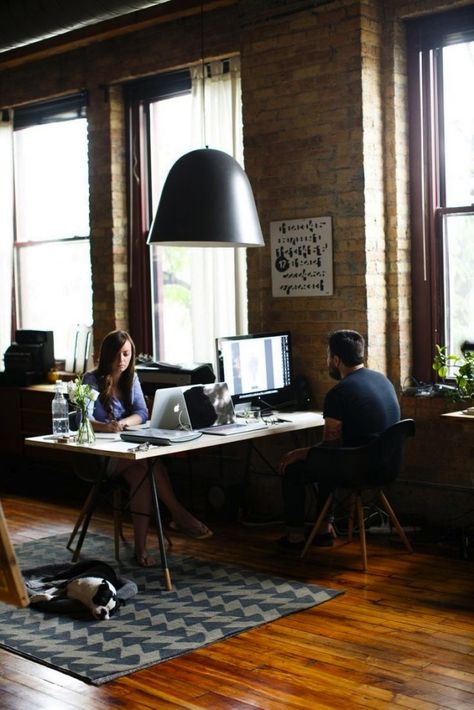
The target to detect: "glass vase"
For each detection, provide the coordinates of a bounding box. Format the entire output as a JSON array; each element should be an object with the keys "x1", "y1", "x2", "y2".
[{"x1": 76, "y1": 410, "x2": 96, "y2": 445}]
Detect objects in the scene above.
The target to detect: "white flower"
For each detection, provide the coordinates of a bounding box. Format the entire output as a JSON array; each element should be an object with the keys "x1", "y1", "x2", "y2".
[{"x1": 67, "y1": 376, "x2": 99, "y2": 409}]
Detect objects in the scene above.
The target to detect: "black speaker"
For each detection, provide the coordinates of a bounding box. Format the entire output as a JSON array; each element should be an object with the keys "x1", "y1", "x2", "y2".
[
  {"x1": 293, "y1": 374, "x2": 313, "y2": 409},
  {"x1": 16, "y1": 330, "x2": 52, "y2": 346},
  {"x1": 14, "y1": 330, "x2": 54, "y2": 373}
]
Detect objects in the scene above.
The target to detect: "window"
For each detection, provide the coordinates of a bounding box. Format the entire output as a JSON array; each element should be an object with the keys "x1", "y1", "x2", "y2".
[
  {"x1": 126, "y1": 59, "x2": 246, "y2": 366},
  {"x1": 149, "y1": 89, "x2": 195, "y2": 362},
  {"x1": 13, "y1": 94, "x2": 92, "y2": 361},
  {"x1": 407, "y1": 7, "x2": 474, "y2": 381}
]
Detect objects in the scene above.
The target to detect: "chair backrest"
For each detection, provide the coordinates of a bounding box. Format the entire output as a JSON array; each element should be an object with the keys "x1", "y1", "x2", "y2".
[
  {"x1": 367, "y1": 418, "x2": 415, "y2": 484},
  {"x1": 305, "y1": 418, "x2": 415, "y2": 485}
]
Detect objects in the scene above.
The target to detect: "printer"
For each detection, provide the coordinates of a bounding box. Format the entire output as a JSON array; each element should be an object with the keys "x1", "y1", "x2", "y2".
[
  {"x1": 2, "y1": 330, "x2": 54, "y2": 385},
  {"x1": 135, "y1": 358, "x2": 215, "y2": 397}
]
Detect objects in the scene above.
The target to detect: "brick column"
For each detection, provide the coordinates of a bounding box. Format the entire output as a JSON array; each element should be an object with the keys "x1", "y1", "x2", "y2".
[{"x1": 87, "y1": 85, "x2": 128, "y2": 359}]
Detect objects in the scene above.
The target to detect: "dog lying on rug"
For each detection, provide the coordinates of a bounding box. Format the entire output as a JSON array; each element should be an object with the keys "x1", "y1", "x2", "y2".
[{"x1": 26, "y1": 559, "x2": 137, "y2": 620}]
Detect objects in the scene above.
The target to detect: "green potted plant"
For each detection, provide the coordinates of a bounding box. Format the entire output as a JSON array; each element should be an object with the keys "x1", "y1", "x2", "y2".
[{"x1": 432, "y1": 342, "x2": 474, "y2": 403}]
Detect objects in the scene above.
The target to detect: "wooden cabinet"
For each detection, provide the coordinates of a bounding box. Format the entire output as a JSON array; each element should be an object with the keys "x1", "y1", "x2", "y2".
[
  {"x1": 0, "y1": 384, "x2": 55, "y2": 457},
  {"x1": 0, "y1": 387, "x2": 22, "y2": 456}
]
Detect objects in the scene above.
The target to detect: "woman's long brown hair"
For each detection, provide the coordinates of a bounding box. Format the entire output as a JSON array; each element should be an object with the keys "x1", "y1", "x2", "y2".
[{"x1": 95, "y1": 330, "x2": 136, "y2": 419}]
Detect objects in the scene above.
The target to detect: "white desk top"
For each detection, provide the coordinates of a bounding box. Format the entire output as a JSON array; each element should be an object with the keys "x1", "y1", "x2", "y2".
[{"x1": 25, "y1": 410, "x2": 324, "y2": 460}]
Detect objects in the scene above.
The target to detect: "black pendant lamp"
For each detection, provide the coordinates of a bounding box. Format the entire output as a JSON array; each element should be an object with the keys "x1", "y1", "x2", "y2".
[{"x1": 146, "y1": 148, "x2": 265, "y2": 248}]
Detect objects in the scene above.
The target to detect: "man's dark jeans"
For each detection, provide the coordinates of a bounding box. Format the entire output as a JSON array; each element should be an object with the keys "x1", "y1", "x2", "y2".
[{"x1": 282, "y1": 446, "x2": 369, "y2": 534}]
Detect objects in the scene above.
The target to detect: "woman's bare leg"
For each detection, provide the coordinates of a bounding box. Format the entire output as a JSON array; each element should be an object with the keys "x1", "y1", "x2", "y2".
[
  {"x1": 115, "y1": 459, "x2": 212, "y2": 564},
  {"x1": 152, "y1": 462, "x2": 212, "y2": 538},
  {"x1": 118, "y1": 461, "x2": 155, "y2": 565}
]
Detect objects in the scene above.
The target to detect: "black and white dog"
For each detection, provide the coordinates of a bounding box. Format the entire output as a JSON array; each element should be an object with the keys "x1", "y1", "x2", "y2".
[{"x1": 29, "y1": 560, "x2": 124, "y2": 620}]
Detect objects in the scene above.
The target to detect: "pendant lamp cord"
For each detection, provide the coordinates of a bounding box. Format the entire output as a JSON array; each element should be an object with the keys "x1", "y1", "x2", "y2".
[{"x1": 200, "y1": 2, "x2": 208, "y2": 148}]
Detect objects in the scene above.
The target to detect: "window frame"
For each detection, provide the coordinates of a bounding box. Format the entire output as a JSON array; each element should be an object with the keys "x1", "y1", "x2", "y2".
[
  {"x1": 12, "y1": 93, "x2": 91, "y2": 358},
  {"x1": 407, "y1": 6, "x2": 474, "y2": 382},
  {"x1": 124, "y1": 70, "x2": 192, "y2": 355}
]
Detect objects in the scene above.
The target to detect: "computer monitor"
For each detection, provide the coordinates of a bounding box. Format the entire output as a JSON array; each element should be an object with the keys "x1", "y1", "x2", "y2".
[{"x1": 216, "y1": 331, "x2": 295, "y2": 411}]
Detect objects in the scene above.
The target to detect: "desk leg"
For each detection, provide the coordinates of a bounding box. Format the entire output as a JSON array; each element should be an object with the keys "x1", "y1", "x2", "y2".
[{"x1": 148, "y1": 460, "x2": 172, "y2": 591}]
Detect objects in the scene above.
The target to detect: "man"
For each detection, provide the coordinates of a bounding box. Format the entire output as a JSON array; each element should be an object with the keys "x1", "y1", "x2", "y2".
[{"x1": 278, "y1": 329, "x2": 400, "y2": 548}]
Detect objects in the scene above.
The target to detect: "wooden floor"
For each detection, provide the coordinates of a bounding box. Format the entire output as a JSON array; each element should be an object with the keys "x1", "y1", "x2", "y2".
[{"x1": 1, "y1": 492, "x2": 473, "y2": 710}]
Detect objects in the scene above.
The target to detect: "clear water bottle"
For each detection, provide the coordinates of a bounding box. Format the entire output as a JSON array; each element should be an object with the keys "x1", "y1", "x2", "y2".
[{"x1": 52, "y1": 380, "x2": 69, "y2": 436}]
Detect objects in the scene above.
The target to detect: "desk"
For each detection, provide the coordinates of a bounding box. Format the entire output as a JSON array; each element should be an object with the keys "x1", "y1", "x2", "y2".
[{"x1": 25, "y1": 411, "x2": 324, "y2": 590}]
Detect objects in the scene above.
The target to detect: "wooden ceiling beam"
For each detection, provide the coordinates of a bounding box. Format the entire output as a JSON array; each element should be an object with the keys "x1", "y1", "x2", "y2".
[{"x1": 0, "y1": 0, "x2": 236, "y2": 71}]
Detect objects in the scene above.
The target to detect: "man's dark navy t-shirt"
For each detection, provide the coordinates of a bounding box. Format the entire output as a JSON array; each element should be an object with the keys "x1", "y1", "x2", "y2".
[{"x1": 323, "y1": 368, "x2": 400, "y2": 446}]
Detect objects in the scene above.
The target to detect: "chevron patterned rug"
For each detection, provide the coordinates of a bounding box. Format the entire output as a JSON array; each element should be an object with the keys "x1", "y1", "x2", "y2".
[{"x1": 0, "y1": 532, "x2": 342, "y2": 684}]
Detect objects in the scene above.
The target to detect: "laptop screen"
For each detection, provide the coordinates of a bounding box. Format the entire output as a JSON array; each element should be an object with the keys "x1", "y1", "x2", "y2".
[
  {"x1": 183, "y1": 382, "x2": 236, "y2": 429},
  {"x1": 149, "y1": 386, "x2": 190, "y2": 430}
]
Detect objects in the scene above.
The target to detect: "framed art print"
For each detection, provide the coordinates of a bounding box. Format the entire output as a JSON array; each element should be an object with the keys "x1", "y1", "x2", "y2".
[{"x1": 270, "y1": 216, "x2": 333, "y2": 297}]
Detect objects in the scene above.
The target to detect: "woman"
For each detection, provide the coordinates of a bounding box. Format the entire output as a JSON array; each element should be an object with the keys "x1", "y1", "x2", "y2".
[{"x1": 84, "y1": 329, "x2": 212, "y2": 567}]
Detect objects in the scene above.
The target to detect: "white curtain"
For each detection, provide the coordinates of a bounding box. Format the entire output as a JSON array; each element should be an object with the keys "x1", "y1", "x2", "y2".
[
  {"x1": 189, "y1": 57, "x2": 248, "y2": 364},
  {"x1": 0, "y1": 112, "x2": 14, "y2": 366}
]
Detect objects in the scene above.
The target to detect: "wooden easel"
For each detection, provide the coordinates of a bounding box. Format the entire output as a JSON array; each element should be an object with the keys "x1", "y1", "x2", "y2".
[{"x1": 0, "y1": 501, "x2": 29, "y2": 607}]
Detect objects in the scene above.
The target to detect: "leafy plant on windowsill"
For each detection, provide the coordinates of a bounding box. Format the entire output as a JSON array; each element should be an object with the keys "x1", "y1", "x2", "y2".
[{"x1": 432, "y1": 344, "x2": 474, "y2": 403}]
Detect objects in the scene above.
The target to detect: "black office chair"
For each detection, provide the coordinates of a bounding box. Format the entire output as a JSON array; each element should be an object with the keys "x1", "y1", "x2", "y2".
[
  {"x1": 67, "y1": 453, "x2": 178, "y2": 563},
  {"x1": 65, "y1": 405, "x2": 127, "y2": 561},
  {"x1": 301, "y1": 419, "x2": 415, "y2": 570},
  {"x1": 67, "y1": 457, "x2": 128, "y2": 562}
]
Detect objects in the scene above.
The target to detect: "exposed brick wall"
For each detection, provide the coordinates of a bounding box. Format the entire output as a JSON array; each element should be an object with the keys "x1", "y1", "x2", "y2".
[
  {"x1": 87, "y1": 85, "x2": 121, "y2": 356},
  {"x1": 381, "y1": 7, "x2": 412, "y2": 386},
  {"x1": 361, "y1": 0, "x2": 387, "y2": 373},
  {"x1": 241, "y1": 1, "x2": 369, "y2": 406}
]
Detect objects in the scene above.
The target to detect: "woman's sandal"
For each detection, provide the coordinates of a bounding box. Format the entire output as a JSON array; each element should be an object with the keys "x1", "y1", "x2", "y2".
[
  {"x1": 134, "y1": 533, "x2": 172, "y2": 567},
  {"x1": 169, "y1": 520, "x2": 213, "y2": 540},
  {"x1": 134, "y1": 552, "x2": 157, "y2": 567}
]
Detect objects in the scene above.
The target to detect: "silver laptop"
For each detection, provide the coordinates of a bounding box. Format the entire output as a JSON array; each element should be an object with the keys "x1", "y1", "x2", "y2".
[
  {"x1": 120, "y1": 386, "x2": 197, "y2": 445},
  {"x1": 149, "y1": 386, "x2": 191, "y2": 430},
  {"x1": 183, "y1": 382, "x2": 267, "y2": 436}
]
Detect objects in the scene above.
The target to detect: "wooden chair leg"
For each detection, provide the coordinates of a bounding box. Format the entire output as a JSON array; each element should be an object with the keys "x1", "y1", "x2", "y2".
[
  {"x1": 347, "y1": 493, "x2": 357, "y2": 542},
  {"x1": 71, "y1": 507, "x2": 94, "y2": 562},
  {"x1": 300, "y1": 493, "x2": 334, "y2": 558},
  {"x1": 355, "y1": 494, "x2": 368, "y2": 571},
  {"x1": 379, "y1": 491, "x2": 413, "y2": 553},
  {"x1": 66, "y1": 482, "x2": 100, "y2": 551},
  {"x1": 113, "y1": 488, "x2": 123, "y2": 561}
]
